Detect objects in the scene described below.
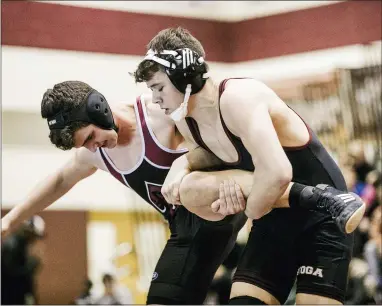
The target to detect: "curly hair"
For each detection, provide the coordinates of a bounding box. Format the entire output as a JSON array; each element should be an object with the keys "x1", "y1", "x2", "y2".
[
  {"x1": 134, "y1": 27, "x2": 206, "y2": 83},
  {"x1": 41, "y1": 81, "x2": 93, "y2": 150}
]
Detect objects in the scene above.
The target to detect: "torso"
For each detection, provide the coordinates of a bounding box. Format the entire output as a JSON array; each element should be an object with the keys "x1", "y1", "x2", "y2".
[
  {"x1": 86, "y1": 95, "x2": 188, "y2": 221},
  {"x1": 183, "y1": 78, "x2": 347, "y2": 190}
]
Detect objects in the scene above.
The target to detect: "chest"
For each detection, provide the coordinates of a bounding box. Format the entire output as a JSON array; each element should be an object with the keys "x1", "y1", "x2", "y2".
[
  {"x1": 102, "y1": 137, "x2": 143, "y2": 171},
  {"x1": 185, "y1": 117, "x2": 239, "y2": 163}
]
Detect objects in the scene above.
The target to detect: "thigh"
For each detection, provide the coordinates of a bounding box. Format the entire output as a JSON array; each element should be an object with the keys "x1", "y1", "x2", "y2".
[
  {"x1": 296, "y1": 214, "x2": 354, "y2": 304},
  {"x1": 233, "y1": 209, "x2": 301, "y2": 304},
  {"x1": 147, "y1": 207, "x2": 247, "y2": 304},
  {"x1": 296, "y1": 293, "x2": 342, "y2": 305}
]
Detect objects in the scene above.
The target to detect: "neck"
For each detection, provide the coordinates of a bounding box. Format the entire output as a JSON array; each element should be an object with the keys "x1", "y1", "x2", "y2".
[
  {"x1": 112, "y1": 105, "x2": 137, "y2": 145},
  {"x1": 187, "y1": 78, "x2": 219, "y2": 119}
]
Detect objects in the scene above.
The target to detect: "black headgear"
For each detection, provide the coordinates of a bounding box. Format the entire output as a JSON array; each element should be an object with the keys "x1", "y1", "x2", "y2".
[
  {"x1": 47, "y1": 90, "x2": 117, "y2": 131},
  {"x1": 144, "y1": 48, "x2": 208, "y2": 95}
]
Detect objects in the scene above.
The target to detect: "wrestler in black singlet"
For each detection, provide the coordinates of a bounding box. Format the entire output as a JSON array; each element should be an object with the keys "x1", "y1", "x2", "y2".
[{"x1": 185, "y1": 79, "x2": 353, "y2": 303}]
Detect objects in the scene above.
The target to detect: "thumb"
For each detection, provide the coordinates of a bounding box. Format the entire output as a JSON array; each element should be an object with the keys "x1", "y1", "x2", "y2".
[{"x1": 211, "y1": 200, "x2": 221, "y2": 213}]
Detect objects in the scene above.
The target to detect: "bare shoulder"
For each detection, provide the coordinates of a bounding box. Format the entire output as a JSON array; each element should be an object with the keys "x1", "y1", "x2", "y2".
[
  {"x1": 219, "y1": 79, "x2": 287, "y2": 135},
  {"x1": 75, "y1": 147, "x2": 101, "y2": 169},
  {"x1": 112, "y1": 100, "x2": 135, "y2": 113},
  {"x1": 221, "y1": 78, "x2": 281, "y2": 108}
]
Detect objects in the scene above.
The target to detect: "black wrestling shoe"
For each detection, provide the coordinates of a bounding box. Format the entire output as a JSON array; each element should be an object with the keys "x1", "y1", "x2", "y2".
[{"x1": 303, "y1": 184, "x2": 366, "y2": 234}]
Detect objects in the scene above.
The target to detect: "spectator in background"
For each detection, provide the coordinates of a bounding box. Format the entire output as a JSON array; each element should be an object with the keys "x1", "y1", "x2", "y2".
[
  {"x1": 363, "y1": 170, "x2": 381, "y2": 216},
  {"x1": 364, "y1": 206, "x2": 382, "y2": 304},
  {"x1": 73, "y1": 279, "x2": 93, "y2": 305},
  {"x1": 1, "y1": 215, "x2": 46, "y2": 305},
  {"x1": 348, "y1": 141, "x2": 375, "y2": 184},
  {"x1": 94, "y1": 273, "x2": 133, "y2": 305}
]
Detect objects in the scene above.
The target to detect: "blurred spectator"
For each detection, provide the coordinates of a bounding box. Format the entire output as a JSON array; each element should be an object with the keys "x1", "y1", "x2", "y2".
[
  {"x1": 93, "y1": 273, "x2": 133, "y2": 305},
  {"x1": 364, "y1": 170, "x2": 382, "y2": 216},
  {"x1": 1, "y1": 215, "x2": 46, "y2": 305},
  {"x1": 345, "y1": 257, "x2": 371, "y2": 304},
  {"x1": 364, "y1": 206, "x2": 382, "y2": 304},
  {"x1": 348, "y1": 142, "x2": 375, "y2": 184},
  {"x1": 73, "y1": 279, "x2": 94, "y2": 305}
]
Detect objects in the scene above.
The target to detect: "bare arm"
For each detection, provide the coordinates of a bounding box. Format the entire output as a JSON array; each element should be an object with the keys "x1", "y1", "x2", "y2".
[
  {"x1": 186, "y1": 146, "x2": 222, "y2": 170},
  {"x1": 2, "y1": 149, "x2": 97, "y2": 236},
  {"x1": 220, "y1": 80, "x2": 292, "y2": 219},
  {"x1": 161, "y1": 121, "x2": 223, "y2": 204}
]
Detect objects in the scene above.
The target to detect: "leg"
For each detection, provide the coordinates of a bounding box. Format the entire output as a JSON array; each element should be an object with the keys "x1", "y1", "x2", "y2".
[
  {"x1": 296, "y1": 293, "x2": 342, "y2": 305},
  {"x1": 295, "y1": 212, "x2": 353, "y2": 305},
  {"x1": 147, "y1": 206, "x2": 247, "y2": 305},
  {"x1": 179, "y1": 170, "x2": 290, "y2": 221},
  {"x1": 229, "y1": 209, "x2": 300, "y2": 305},
  {"x1": 180, "y1": 171, "x2": 365, "y2": 233}
]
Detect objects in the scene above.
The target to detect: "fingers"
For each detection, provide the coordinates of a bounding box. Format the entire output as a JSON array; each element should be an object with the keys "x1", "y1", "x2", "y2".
[
  {"x1": 218, "y1": 183, "x2": 228, "y2": 214},
  {"x1": 235, "y1": 183, "x2": 246, "y2": 210},
  {"x1": 172, "y1": 186, "x2": 181, "y2": 205},
  {"x1": 212, "y1": 179, "x2": 246, "y2": 216},
  {"x1": 228, "y1": 179, "x2": 242, "y2": 213},
  {"x1": 161, "y1": 185, "x2": 180, "y2": 205},
  {"x1": 223, "y1": 180, "x2": 236, "y2": 215},
  {"x1": 211, "y1": 200, "x2": 221, "y2": 213}
]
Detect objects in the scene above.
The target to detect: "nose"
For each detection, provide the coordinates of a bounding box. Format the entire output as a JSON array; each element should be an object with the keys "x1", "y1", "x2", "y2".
[{"x1": 152, "y1": 92, "x2": 161, "y2": 104}]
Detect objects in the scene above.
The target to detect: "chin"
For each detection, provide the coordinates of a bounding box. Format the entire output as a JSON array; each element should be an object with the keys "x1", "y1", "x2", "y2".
[{"x1": 108, "y1": 141, "x2": 117, "y2": 149}]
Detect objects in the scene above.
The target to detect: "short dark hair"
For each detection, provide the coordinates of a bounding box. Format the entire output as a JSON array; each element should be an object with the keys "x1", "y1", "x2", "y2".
[
  {"x1": 41, "y1": 81, "x2": 93, "y2": 150},
  {"x1": 134, "y1": 27, "x2": 206, "y2": 83},
  {"x1": 102, "y1": 273, "x2": 114, "y2": 284}
]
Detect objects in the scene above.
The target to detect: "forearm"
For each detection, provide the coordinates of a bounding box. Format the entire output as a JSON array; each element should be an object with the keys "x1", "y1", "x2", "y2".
[
  {"x1": 3, "y1": 172, "x2": 73, "y2": 230},
  {"x1": 246, "y1": 171, "x2": 291, "y2": 219}
]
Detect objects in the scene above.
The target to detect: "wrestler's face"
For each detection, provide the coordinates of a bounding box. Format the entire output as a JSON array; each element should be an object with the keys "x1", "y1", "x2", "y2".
[
  {"x1": 146, "y1": 71, "x2": 184, "y2": 116},
  {"x1": 74, "y1": 124, "x2": 117, "y2": 152}
]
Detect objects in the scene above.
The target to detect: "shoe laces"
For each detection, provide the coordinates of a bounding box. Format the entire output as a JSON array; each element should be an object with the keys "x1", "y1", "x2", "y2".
[{"x1": 319, "y1": 192, "x2": 343, "y2": 218}]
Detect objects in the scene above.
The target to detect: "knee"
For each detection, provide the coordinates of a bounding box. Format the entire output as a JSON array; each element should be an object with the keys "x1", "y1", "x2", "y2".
[
  {"x1": 230, "y1": 282, "x2": 280, "y2": 305},
  {"x1": 179, "y1": 171, "x2": 216, "y2": 206}
]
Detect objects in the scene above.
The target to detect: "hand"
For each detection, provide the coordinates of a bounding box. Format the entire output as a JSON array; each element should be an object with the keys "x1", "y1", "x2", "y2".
[
  {"x1": 211, "y1": 179, "x2": 246, "y2": 216},
  {"x1": 162, "y1": 162, "x2": 190, "y2": 205}
]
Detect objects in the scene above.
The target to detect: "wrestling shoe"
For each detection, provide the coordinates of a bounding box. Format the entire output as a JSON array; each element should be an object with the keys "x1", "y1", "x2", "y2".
[{"x1": 302, "y1": 184, "x2": 366, "y2": 234}]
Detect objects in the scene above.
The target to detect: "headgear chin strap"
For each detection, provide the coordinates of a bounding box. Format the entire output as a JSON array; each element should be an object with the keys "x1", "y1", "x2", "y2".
[
  {"x1": 47, "y1": 90, "x2": 117, "y2": 131},
  {"x1": 144, "y1": 48, "x2": 209, "y2": 121}
]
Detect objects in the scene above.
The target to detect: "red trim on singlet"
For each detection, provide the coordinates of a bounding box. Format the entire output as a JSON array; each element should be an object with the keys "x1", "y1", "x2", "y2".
[
  {"x1": 219, "y1": 78, "x2": 313, "y2": 151},
  {"x1": 99, "y1": 148, "x2": 125, "y2": 185},
  {"x1": 136, "y1": 97, "x2": 185, "y2": 167},
  {"x1": 282, "y1": 108, "x2": 313, "y2": 151}
]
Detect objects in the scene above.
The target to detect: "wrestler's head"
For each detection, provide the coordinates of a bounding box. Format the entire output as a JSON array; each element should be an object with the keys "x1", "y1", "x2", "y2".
[{"x1": 41, "y1": 81, "x2": 118, "y2": 152}]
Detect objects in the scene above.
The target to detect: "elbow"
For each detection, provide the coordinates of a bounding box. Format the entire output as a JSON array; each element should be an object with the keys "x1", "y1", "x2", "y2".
[
  {"x1": 278, "y1": 162, "x2": 292, "y2": 188},
  {"x1": 270, "y1": 158, "x2": 292, "y2": 189},
  {"x1": 246, "y1": 163, "x2": 292, "y2": 220},
  {"x1": 245, "y1": 208, "x2": 268, "y2": 220}
]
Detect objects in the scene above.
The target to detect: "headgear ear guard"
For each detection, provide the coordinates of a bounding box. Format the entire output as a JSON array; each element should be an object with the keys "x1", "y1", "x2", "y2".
[
  {"x1": 144, "y1": 48, "x2": 209, "y2": 121},
  {"x1": 47, "y1": 90, "x2": 117, "y2": 131}
]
